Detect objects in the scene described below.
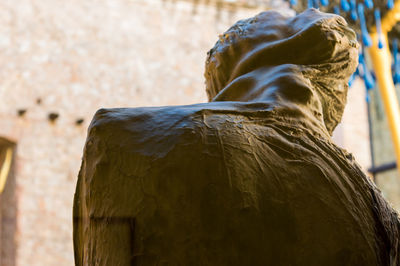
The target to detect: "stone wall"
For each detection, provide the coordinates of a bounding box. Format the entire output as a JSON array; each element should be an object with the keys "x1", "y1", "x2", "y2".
[{"x1": 0, "y1": 0, "x2": 374, "y2": 265}]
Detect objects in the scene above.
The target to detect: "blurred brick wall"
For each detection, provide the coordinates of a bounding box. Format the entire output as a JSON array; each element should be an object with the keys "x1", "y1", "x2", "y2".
[
  {"x1": 0, "y1": 0, "x2": 372, "y2": 265},
  {"x1": 332, "y1": 78, "x2": 371, "y2": 174}
]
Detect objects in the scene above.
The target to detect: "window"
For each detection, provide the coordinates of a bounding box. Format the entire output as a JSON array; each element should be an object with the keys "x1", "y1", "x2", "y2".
[
  {"x1": 0, "y1": 139, "x2": 14, "y2": 195},
  {"x1": 0, "y1": 137, "x2": 15, "y2": 266}
]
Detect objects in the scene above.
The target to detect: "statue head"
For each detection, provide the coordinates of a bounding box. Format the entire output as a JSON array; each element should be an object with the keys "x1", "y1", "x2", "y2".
[{"x1": 205, "y1": 9, "x2": 359, "y2": 134}]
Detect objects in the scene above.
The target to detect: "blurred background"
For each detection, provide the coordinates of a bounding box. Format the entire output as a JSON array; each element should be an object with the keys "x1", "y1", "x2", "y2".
[{"x1": 0, "y1": 0, "x2": 398, "y2": 265}]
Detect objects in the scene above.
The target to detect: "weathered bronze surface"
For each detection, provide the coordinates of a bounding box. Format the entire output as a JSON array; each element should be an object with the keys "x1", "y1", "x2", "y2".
[{"x1": 74, "y1": 9, "x2": 400, "y2": 265}]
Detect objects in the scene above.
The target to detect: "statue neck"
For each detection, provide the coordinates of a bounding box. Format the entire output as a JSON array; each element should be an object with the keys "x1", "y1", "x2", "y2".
[{"x1": 211, "y1": 65, "x2": 331, "y2": 138}]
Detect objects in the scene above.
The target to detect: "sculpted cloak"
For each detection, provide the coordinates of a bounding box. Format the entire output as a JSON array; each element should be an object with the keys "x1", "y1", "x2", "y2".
[{"x1": 73, "y1": 9, "x2": 400, "y2": 265}]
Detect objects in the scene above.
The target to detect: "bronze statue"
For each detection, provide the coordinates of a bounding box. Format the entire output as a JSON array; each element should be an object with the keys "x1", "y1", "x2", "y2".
[{"x1": 73, "y1": 9, "x2": 400, "y2": 265}]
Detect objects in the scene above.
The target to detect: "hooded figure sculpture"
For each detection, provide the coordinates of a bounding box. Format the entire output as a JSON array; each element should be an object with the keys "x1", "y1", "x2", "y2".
[{"x1": 73, "y1": 9, "x2": 400, "y2": 266}]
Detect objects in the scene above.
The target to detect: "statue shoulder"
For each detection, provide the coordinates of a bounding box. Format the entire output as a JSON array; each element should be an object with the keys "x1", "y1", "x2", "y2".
[
  {"x1": 85, "y1": 102, "x2": 274, "y2": 158},
  {"x1": 89, "y1": 105, "x2": 208, "y2": 135},
  {"x1": 88, "y1": 102, "x2": 250, "y2": 136},
  {"x1": 86, "y1": 105, "x2": 224, "y2": 155}
]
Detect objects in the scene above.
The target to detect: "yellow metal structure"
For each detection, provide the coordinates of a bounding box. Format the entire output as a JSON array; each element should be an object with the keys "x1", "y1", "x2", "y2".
[
  {"x1": 379, "y1": 0, "x2": 400, "y2": 33},
  {"x1": 368, "y1": 8, "x2": 400, "y2": 174},
  {"x1": 0, "y1": 147, "x2": 13, "y2": 194}
]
